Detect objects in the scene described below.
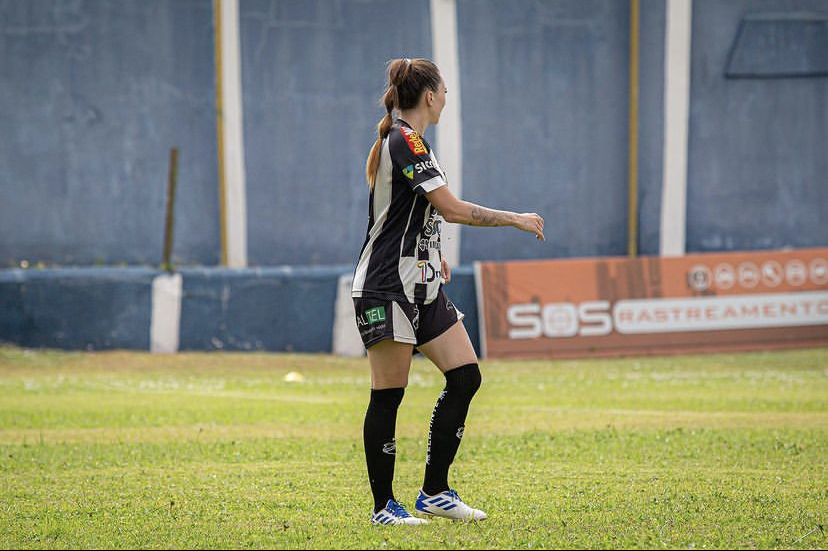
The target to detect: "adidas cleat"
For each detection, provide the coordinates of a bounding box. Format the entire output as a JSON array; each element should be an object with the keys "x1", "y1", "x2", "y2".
[
  {"x1": 370, "y1": 499, "x2": 429, "y2": 525},
  {"x1": 415, "y1": 489, "x2": 488, "y2": 521}
]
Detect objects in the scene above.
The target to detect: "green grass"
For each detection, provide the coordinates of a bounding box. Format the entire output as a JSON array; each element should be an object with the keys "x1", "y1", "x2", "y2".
[{"x1": 1, "y1": 345, "x2": 826, "y2": 549}]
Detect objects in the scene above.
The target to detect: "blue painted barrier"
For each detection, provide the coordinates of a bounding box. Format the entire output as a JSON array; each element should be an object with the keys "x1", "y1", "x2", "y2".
[
  {"x1": 0, "y1": 266, "x2": 481, "y2": 355},
  {"x1": 0, "y1": 268, "x2": 156, "y2": 350}
]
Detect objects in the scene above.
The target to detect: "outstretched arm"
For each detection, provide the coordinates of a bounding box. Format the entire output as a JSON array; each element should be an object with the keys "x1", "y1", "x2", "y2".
[{"x1": 426, "y1": 185, "x2": 545, "y2": 241}]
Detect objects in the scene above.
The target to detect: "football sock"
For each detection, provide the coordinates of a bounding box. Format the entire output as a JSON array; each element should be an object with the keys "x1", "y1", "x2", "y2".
[
  {"x1": 363, "y1": 387, "x2": 405, "y2": 513},
  {"x1": 423, "y1": 363, "x2": 481, "y2": 496}
]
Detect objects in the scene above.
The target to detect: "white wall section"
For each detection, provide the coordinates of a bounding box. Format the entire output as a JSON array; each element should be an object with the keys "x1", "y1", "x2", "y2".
[
  {"x1": 332, "y1": 274, "x2": 365, "y2": 357},
  {"x1": 431, "y1": 0, "x2": 463, "y2": 265},
  {"x1": 150, "y1": 273, "x2": 183, "y2": 353},
  {"x1": 216, "y1": 0, "x2": 248, "y2": 267},
  {"x1": 660, "y1": 0, "x2": 692, "y2": 257}
]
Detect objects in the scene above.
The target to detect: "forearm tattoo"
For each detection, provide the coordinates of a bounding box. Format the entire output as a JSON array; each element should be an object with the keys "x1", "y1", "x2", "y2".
[{"x1": 470, "y1": 205, "x2": 509, "y2": 226}]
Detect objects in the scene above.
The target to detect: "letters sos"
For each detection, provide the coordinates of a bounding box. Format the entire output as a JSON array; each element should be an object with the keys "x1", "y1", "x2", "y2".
[{"x1": 507, "y1": 301, "x2": 612, "y2": 339}]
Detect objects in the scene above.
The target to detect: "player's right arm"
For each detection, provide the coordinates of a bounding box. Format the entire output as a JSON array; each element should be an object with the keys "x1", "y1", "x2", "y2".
[{"x1": 425, "y1": 185, "x2": 545, "y2": 241}]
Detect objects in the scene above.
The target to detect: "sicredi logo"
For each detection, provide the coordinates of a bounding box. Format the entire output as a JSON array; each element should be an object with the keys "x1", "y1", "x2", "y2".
[
  {"x1": 403, "y1": 165, "x2": 414, "y2": 179},
  {"x1": 414, "y1": 160, "x2": 435, "y2": 173}
]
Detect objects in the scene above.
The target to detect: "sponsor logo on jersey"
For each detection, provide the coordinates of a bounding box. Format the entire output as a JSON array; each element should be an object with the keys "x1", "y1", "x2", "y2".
[
  {"x1": 416, "y1": 260, "x2": 441, "y2": 283},
  {"x1": 414, "y1": 160, "x2": 435, "y2": 173},
  {"x1": 356, "y1": 306, "x2": 386, "y2": 327},
  {"x1": 400, "y1": 126, "x2": 428, "y2": 155},
  {"x1": 422, "y1": 213, "x2": 442, "y2": 238},
  {"x1": 418, "y1": 238, "x2": 439, "y2": 251},
  {"x1": 404, "y1": 161, "x2": 436, "y2": 181}
]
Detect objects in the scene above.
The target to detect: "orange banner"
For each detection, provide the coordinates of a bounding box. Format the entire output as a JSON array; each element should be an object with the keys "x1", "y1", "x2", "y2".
[{"x1": 475, "y1": 248, "x2": 828, "y2": 359}]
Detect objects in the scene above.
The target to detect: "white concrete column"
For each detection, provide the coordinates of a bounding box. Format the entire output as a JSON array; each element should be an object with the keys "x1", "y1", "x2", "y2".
[
  {"x1": 150, "y1": 273, "x2": 183, "y2": 353},
  {"x1": 332, "y1": 273, "x2": 365, "y2": 357},
  {"x1": 431, "y1": 0, "x2": 463, "y2": 265},
  {"x1": 215, "y1": 0, "x2": 248, "y2": 267},
  {"x1": 660, "y1": 0, "x2": 693, "y2": 257}
]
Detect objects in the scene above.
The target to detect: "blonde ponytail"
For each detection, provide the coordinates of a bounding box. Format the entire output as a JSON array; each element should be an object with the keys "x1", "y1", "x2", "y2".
[{"x1": 365, "y1": 88, "x2": 396, "y2": 188}]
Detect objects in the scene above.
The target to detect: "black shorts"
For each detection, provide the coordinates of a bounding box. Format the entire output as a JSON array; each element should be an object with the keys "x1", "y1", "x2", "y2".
[{"x1": 353, "y1": 287, "x2": 464, "y2": 349}]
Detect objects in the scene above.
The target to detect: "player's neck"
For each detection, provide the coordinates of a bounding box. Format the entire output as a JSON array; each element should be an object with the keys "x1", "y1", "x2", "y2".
[{"x1": 397, "y1": 110, "x2": 429, "y2": 137}]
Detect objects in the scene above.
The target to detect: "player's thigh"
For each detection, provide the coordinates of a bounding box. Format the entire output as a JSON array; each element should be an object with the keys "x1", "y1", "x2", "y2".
[
  {"x1": 417, "y1": 320, "x2": 478, "y2": 374},
  {"x1": 367, "y1": 338, "x2": 415, "y2": 389}
]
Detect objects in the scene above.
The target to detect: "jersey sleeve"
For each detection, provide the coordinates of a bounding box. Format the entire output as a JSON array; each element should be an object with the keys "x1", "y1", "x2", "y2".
[{"x1": 388, "y1": 126, "x2": 446, "y2": 195}]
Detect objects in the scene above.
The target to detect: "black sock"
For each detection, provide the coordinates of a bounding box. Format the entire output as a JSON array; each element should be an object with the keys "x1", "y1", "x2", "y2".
[
  {"x1": 423, "y1": 363, "x2": 481, "y2": 496},
  {"x1": 363, "y1": 387, "x2": 405, "y2": 513}
]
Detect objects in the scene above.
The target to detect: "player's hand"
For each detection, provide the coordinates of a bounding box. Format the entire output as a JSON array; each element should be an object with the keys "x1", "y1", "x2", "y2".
[
  {"x1": 441, "y1": 256, "x2": 452, "y2": 284},
  {"x1": 518, "y1": 213, "x2": 545, "y2": 241}
]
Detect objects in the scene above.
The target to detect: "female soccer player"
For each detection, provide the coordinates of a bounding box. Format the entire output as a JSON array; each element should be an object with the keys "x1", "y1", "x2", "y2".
[{"x1": 352, "y1": 57, "x2": 545, "y2": 525}]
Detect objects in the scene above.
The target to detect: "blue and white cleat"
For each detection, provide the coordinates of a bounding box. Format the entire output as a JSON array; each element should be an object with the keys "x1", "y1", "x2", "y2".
[
  {"x1": 415, "y1": 489, "x2": 488, "y2": 521},
  {"x1": 370, "y1": 499, "x2": 429, "y2": 525}
]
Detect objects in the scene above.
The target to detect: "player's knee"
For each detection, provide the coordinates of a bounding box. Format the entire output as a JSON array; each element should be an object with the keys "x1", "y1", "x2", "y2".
[
  {"x1": 445, "y1": 362, "x2": 481, "y2": 400},
  {"x1": 367, "y1": 387, "x2": 405, "y2": 414}
]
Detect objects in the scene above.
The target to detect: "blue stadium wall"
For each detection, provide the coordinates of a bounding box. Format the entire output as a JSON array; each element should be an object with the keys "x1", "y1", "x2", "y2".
[
  {"x1": 0, "y1": 0, "x2": 221, "y2": 267},
  {"x1": 0, "y1": 266, "x2": 480, "y2": 354},
  {"x1": 1, "y1": 0, "x2": 826, "y2": 351}
]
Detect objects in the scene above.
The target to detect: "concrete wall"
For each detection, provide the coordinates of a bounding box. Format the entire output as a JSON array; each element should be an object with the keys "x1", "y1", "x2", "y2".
[
  {"x1": 0, "y1": 266, "x2": 481, "y2": 355},
  {"x1": 3, "y1": 0, "x2": 825, "y2": 269},
  {"x1": 456, "y1": 0, "x2": 631, "y2": 261},
  {"x1": 0, "y1": 0, "x2": 219, "y2": 267},
  {"x1": 239, "y1": 0, "x2": 433, "y2": 266},
  {"x1": 0, "y1": 268, "x2": 155, "y2": 349},
  {"x1": 1, "y1": 1, "x2": 826, "y2": 352},
  {"x1": 637, "y1": 0, "x2": 667, "y2": 255},
  {"x1": 686, "y1": 0, "x2": 828, "y2": 252},
  {"x1": 178, "y1": 266, "x2": 345, "y2": 352}
]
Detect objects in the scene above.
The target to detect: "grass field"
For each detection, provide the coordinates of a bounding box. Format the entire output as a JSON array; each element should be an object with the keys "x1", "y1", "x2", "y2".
[{"x1": 1, "y1": 345, "x2": 826, "y2": 549}]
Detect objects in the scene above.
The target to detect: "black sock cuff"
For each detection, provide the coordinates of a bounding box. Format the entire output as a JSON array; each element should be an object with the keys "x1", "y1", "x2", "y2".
[
  {"x1": 369, "y1": 387, "x2": 405, "y2": 410},
  {"x1": 444, "y1": 363, "x2": 481, "y2": 387}
]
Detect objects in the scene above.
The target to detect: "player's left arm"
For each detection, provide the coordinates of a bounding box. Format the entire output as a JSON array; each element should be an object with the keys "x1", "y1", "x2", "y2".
[{"x1": 426, "y1": 186, "x2": 545, "y2": 241}]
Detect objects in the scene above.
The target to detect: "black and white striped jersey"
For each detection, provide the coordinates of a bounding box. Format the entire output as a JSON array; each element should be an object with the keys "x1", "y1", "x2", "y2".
[{"x1": 352, "y1": 119, "x2": 447, "y2": 305}]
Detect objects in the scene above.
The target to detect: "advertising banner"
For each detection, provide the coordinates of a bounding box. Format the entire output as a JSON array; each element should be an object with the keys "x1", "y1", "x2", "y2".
[{"x1": 475, "y1": 248, "x2": 828, "y2": 359}]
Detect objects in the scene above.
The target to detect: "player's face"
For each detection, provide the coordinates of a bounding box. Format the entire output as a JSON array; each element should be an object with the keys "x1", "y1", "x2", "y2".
[{"x1": 429, "y1": 80, "x2": 447, "y2": 124}]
